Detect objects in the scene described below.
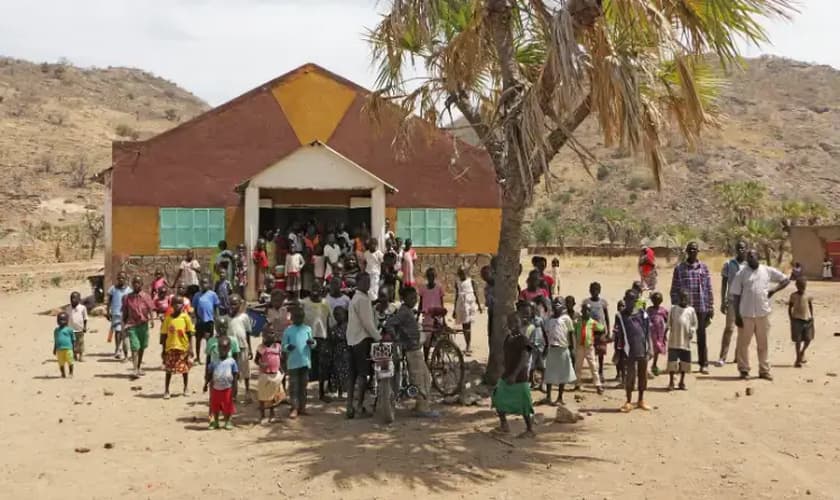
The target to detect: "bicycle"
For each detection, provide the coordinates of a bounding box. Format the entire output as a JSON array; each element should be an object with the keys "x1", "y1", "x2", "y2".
[{"x1": 422, "y1": 307, "x2": 465, "y2": 397}]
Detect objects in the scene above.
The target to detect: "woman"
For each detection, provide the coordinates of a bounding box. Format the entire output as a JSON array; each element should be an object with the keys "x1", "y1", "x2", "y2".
[{"x1": 638, "y1": 246, "x2": 657, "y2": 291}]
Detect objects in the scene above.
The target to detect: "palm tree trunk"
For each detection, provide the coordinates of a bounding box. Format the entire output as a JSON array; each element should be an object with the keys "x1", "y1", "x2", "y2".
[{"x1": 485, "y1": 174, "x2": 526, "y2": 384}]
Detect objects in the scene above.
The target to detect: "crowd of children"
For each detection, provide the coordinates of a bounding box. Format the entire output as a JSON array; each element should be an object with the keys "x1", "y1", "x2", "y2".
[{"x1": 54, "y1": 239, "x2": 820, "y2": 436}]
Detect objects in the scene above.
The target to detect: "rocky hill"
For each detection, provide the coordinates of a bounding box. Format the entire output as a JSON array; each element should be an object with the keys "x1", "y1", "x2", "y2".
[
  {"x1": 0, "y1": 56, "x2": 209, "y2": 263},
  {"x1": 453, "y1": 56, "x2": 840, "y2": 238}
]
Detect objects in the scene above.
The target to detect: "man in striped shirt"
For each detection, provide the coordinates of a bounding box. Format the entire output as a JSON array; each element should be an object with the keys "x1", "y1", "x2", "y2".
[{"x1": 670, "y1": 242, "x2": 714, "y2": 374}]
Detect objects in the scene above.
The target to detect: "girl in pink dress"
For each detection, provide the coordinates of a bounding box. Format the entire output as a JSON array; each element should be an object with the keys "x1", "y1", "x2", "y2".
[
  {"x1": 418, "y1": 268, "x2": 445, "y2": 332},
  {"x1": 646, "y1": 292, "x2": 669, "y2": 376}
]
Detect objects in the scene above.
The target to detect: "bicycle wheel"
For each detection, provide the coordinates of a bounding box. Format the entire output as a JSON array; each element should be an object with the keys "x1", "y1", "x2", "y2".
[{"x1": 429, "y1": 338, "x2": 465, "y2": 397}]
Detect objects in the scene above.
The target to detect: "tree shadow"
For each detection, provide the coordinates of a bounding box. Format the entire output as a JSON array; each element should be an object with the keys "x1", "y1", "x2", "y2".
[
  {"x1": 228, "y1": 389, "x2": 611, "y2": 493},
  {"x1": 94, "y1": 373, "x2": 135, "y2": 379},
  {"x1": 695, "y1": 375, "x2": 745, "y2": 382}
]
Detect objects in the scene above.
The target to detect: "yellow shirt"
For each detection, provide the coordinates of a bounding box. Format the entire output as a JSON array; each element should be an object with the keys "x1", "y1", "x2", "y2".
[{"x1": 162, "y1": 313, "x2": 195, "y2": 352}]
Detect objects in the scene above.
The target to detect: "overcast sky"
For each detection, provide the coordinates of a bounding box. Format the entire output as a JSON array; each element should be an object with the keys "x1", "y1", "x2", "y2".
[{"x1": 0, "y1": 0, "x2": 835, "y2": 105}]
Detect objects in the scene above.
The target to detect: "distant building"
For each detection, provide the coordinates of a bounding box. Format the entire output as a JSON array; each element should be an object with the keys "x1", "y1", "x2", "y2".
[
  {"x1": 789, "y1": 225, "x2": 840, "y2": 280},
  {"x1": 99, "y1": 64, "x2": 501, "y2": 297}
]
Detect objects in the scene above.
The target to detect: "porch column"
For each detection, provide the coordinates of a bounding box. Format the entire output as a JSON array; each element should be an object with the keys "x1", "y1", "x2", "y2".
[
  {"x1": 244, "y1": 184, "x2": 259, "y2": 301},
  {"x1": 371, "y1": 184, "x2": 386, "y2": 250}
]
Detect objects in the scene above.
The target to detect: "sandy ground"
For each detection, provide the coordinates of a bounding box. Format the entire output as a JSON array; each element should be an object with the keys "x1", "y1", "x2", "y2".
[{"x1": 1, "y1": 256, "x2": 839, "y2": 500}]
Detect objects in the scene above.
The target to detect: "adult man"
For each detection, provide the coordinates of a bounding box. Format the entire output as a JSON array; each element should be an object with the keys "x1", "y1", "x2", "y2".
[
  {"x1": 346, "y1": 273, "x2": 380, "y2": 418},
  {"x1": 384, "y1": 286, "x2": 438, "y2": 418},
  {"x1": 638, "y1": 246, "x2": 657, "y2": 291},
  {"x1": 669, "y1": 242, "x2": 714, "y2": 374},
  {"x1": 715, "y1": 240, "x2": 747, "y2": 367},
  {"x1": 730, "y1": 249, "x2": 790, "y2": 380}
]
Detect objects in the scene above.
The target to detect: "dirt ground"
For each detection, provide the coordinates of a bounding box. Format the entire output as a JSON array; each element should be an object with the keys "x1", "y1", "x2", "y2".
[{"x1": 1, "y1": 256, "x2": 839, "y2": 500}]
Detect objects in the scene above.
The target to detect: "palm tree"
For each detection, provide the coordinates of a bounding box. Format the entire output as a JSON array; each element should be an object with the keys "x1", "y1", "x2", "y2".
[{"x1": 368, "y1": 0, "x2": 795, "y2": 381}]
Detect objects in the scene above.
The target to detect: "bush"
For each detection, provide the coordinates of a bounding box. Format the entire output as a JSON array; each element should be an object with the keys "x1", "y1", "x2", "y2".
[
  {"x1": 50, "y1": 276, "x2": 62, "y2": 287},
  {"x1": 553, "y1": 190, "x2": 573, "y2": 205},
  {"x1": 70, "y1": 156, "x2": 88, "y2": 188},
  {"x1": 115, "y1": 124, "x2": 140, "y2": 140},
  {"x1": 596, "y1": 164, "x2": 610, "y2": 181},
  {"x1": 45, "y1": 112, "x2": 66, "y2": 126},
  {"x1": 16, "y1": 274, "x2": 34, "y2": 291},
  {"x1": 164, "y1": 108, "x2": 179, "y2": 121},
  {"x1": 532, "y1": 216, "x2": 556, "y2": 246},
  {"x1": 627, "y1": 175, "x2": 656, "y2": 191}
]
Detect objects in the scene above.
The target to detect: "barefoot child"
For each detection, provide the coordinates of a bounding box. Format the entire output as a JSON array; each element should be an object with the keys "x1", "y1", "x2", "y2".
[
  {"x1": 254, "y1": 331, "x2": 284, "y2": 423},
  {"x1": 788, "y1": 278, "x2": 815, "y2": 368},
  {"x1": 573, "y1": 303, "x2": 604, "y2": 394},
  {"x1": 106, "y1": 272, "x2": 130, "y2": 360},
  {"x1": 542, "y1": 300, "x2": 576, "y2": 405},
  {"x1": 206, "y1": 336, "x2": 238, "y2": 430},
  {"x1": 301, "y1": 284, "x2": 330, "y2": 399},
  {"x1": 283, "y1": 307, "x2": 315, "y2": 419},
  {"x1": 253, "y1": 238, "x2": 270, "y2": 298},
  {"x1": 123, "y1": 276, "x2": 155, "y2": 379},
  {"x1": 161, "y1": 296, "x2": 195, "y2": 399},
  {"x1": 647, "y1": 292, "x2": 669, "y2": 376},
  {"x1": 582, "y1": 282, "x2": 611, "y2": 383},
  {"x1": 327, "y1": 306, "x2": 351, "y2": 400},
  {"x1": 616, "y1": 290, "x2": 651, "y2": 412},
  {"x1": 667, "y1": 290, "x2": 697, "y2": 391},
  {"x1": 227, "y1": 295, "x2": 253, "y2": 400},
  {"x1": 54, "y1": 312, "x2": 75, "y2": 378},
  {"x1": 453, "y1": 266, "x2": 481, "y2": 356},
  {"x1": 66, "y1": 292, "x2": 88, "y2": 362},
  {"x1": 491, "y1": 312, "x2": 536, "y2": 438}
]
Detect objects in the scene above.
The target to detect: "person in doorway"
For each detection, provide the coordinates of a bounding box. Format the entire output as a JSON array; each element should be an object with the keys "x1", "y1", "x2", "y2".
[
  {"x1": 174, "y1": 249, "x2": 201, "y2": 297},
  {"x1": 788, "y1": 278, "x2": 815, "y2": 368},
  {"x1": 402, "y1": 239, "x2": 417, "y2": 287},
  {"x1": 669, "y1": 242, "x2": 714, "y2": 374},
  {"x1": 253, "y1": 239, "x2": 270, "y2": 298},
  {"x1": 123, "y1": 276, "x2": 156, "y2": 379},
  {"x1": 345, "y1": 273, "x2": 380, "y2": 419},
  {"x1": 716, "y1": 240, "x2": 747, "y2": 368},
  {"x1": 730, "y1": 249, "x2": 790, "y2": 381},
  {"x1": 323, "y1": 233, "x2": 342, "y2": 280},
  {"x1": 106, "y1": 272, "x2": 130, "y2": 361},
  {"x1": 285, "y1": 247, "x2": 305, "y2": 300}
]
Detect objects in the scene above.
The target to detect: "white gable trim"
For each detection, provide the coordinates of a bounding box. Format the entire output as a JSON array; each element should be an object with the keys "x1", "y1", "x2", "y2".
[{"x1": 247, "y1": 141, "x2": 397, "y2": 192}]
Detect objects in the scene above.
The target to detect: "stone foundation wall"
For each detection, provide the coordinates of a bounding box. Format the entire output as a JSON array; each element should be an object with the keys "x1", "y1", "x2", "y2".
[
  {"x1": 111, "y1": 250, "x2": 215, "y2": 289},
  {"x1": 414, "y1": 253, "x2": 492, "y2": 295}
]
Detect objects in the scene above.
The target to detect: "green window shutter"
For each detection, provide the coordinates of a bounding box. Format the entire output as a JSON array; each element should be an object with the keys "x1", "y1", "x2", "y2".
[
  {"x1": 394, "y1": 207, "x2": 457, "y2": 248},
  {"x1": 159, "y1": 208, "x2": 226, "y2": 249}
]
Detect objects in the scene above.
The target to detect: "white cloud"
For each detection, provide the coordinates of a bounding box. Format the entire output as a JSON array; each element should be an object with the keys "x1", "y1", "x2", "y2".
[{"x1": 0, "y1": 0, "x2": 836, "y2": 105}]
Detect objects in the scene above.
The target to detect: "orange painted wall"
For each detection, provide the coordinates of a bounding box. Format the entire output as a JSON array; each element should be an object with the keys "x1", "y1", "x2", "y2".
[
  {"x1": 389, "y1": 207, "x2": 500, "y2": 255},
  {"x1": 113, "y1": 206, "x2": 245, "y2": 255}
]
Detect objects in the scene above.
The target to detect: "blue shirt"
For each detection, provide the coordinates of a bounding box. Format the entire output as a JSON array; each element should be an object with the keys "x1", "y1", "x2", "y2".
[
  {"x1": 282, "y1": 324, "x2": 313, "y2": 370},
  {"x1": 209, "y1": 357, "x2": 239, "y2": 390},
  {"x1": 54, "y1": 325, "x2": 76, "y2": 351},
  {"x1": 192, "y1": 290, "x2": 220, "y2": 323},
  {"x1": 107, "y1": 285, "x2": 129, "y2": 317}
]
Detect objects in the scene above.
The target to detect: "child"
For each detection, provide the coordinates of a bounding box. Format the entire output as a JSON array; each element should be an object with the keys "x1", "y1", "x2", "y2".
[
  {"x1": 381, "y1": 251, "x2": 400, "y2": 303},
  {"x1": 227, "y1": 294, "x2": 253, "y2": 401},
  {"x1": 542, "y1": 300, "x2": 576, "y2": 405},
  {"x1": 53, "y1": 312, "x2": 76, "y2": 378},
  {"x1": 527, "y1": 298, "x2": 548, "y2": 388},
  {"x1": 302, "y1": 284, "x2": 330, "y2": 399},
  {"x1": 259, "y1": 275, "x2": 275, "y2": 304},
  {"x1": 282, "y1": 307, "x2": 315, "y2": 419},
  {"x1": 106, "y1": 272, "x2": 130, "y2": 360},
  {"x1": 519, "y1": 270, "x2": 549, "y2": 302},
  {"x1": 491, "y1": 312, "x2": 535, "y2": 439},
  {"x1": 823, "y1": 256, "x2": 834, "y2": 280},
  {"x1": 453, "y1": 266, "x2": 481, "y2": 356},
  {"x1": 205, "y1": 336, "x2": 238, "y2": 430},
  {"x1": 66, "y1": 291, "x2": 88, "y2": 362},
  {"x1": 327, "y1": 306, "x2": 351, "y2": 400},
  {"x1": 582, "y1": 282, "x2": 610, "y2": 382},
  {"x1": 616, "y1": 290, "x2": 651, "y2": 412},
  {"x1": 253, "y1": 238, "x2": 270, "y2": 297},
  {"x1": 631, "y1": 281, "x2": 647, "y2": 312},
  {"x1": 313, "y1": 244, "x2": 327, "y2": 289},
  {"x1": 123, "y1": 276, "x2": 155, "y2": 379},
  {"x1": 363, "y1": 238, "x2": 384, "y2": 300},
  {"x1": 788, "y1": 278, "x2": 815, "y2": 368},
  {"x1": 153, "y1": 285, "x2": 172, "y2": 318},
  {"x1": 255, "y1": 330, "x2": 284, "y2": 423},
  {"x1": 402, "y1": 239, "x2": 417, "y2": 287},
  {"x1": 266, "y1": 290, "x2": 290, "y2": 343},
  {"x1": 151, "y1": 268, "x2": 167, "y2": 297},
  {"x1": 647, "y1": 292, "x2": 669, "y2": 376},
  {"x1": 285, "y1": 248, "x2": 304, "y2": 300},
  {"x1": 612, "y1": 299, "x2": 626, "y2": 385},
  {"x1": 215, "y1": 269, "x2": 234, "y2": 317},
  {"x1": 234, "y1": 243, "x2": 249, "y2": 297},
  {"x1": 790, "y1": 262, "x2": 804, "y2": 281},
  {"x1": 161, "y1": 296, "x2": 195, "y2": 399},
  {"x1": 214, "y1": 240, "x2": 236, "y2": 284},
  {"x1": 564, "y1": 295, "x2": 578, "y2": 367},
  {"x1": 192, "y1": 277, "x2": 220, "y2": 365},
  {"x1": 418, "y1": 267, "x2": 445, "y2": 333},
  {"x1": 668, "y1": 290, "x2": 697, "y2": 391},
  {"x1": 550, "y1": 257, "x2": 561, "y2": 297},
  {"x1": 531, "y1": 256, "x2": 553, "y2": 298},
  {"x1": 573, "y1": 303, "x2": 604, "y2": 394}
]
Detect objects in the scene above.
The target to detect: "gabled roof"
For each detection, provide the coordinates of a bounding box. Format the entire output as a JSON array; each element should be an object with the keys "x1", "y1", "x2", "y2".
[{"x1": 235, "y1": 141, "x2": 398, "y2": 193}]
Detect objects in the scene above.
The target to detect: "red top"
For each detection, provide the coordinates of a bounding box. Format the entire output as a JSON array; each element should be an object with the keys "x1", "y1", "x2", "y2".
[
  {"x1": 640, "y1": 248, "x2": 656, "y2": 276},
  {"x1": 519, "y1": 288, "x2": 549, "y2": 302},
  {"x1": 122, "y1": 292, "x2": 155, "y2": 328},
  {"x1": 253, "y1": 250, "x2": 269, "y2": 269}
]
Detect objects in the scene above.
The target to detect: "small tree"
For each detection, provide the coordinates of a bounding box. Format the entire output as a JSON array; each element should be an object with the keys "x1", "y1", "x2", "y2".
[
  {"x1": 596, "y1": 207, "x2": 627, "y2": 257},
  {"x1": 164, "y1": 108, "x2": 179, "y2": 122},
  {"x1": 715, "y1": 181, "x2": 767, "y2": 225},
  {"x1": 70, "y1": 156, "x2": 88, "y2": 188},
  {"x1": 84, "y1": 210, "x2": 104, "y2": 259},
  {"x1": 531, "y1": 216, "x2": 555, "y2": 247}
]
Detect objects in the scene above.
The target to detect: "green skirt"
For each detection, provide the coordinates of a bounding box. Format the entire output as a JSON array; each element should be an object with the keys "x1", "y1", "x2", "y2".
[{"x1": 491, "y1": 379, "x2": 533, "y2": 416}]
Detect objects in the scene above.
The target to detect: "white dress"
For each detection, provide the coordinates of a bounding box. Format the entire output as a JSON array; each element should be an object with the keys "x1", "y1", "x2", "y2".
[
  {"x1": 823, "y1": 260, "x2": 834, "y2": 279},
  {"x1": 455, "y1": 279, "x2": 478, "y2": 325}
]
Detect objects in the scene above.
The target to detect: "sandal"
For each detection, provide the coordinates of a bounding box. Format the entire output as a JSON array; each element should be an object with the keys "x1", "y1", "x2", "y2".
[
  {"x1": 208, "y1": 420, "x2": 219, "y2": 430},
  {"x1": 637, "y1": 401, "x2": 652, "y2": 411},
  {"x1": 678, "y1": 382, "x2": 687, "y2": 391},
  {"x1": 620, "y1": 402, "x2": 634, "y2": 413}
]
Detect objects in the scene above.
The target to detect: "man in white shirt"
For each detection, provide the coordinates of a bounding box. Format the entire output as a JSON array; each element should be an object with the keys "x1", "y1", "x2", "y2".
[
  {"x1": 345, "y1": 273, "x2": 380, "y2": 418},
  {"x1": 730, "y1": 249, "x2": 790, "y2": 381}
]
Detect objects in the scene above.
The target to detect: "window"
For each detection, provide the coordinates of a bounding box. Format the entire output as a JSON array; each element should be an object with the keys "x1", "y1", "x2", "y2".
[
  {"x1": 159, "y1": 208, "x2": 225, "y2": 249},
  {"x1": 396, "y1": 208, "x2": 457, "y2": 247}
]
